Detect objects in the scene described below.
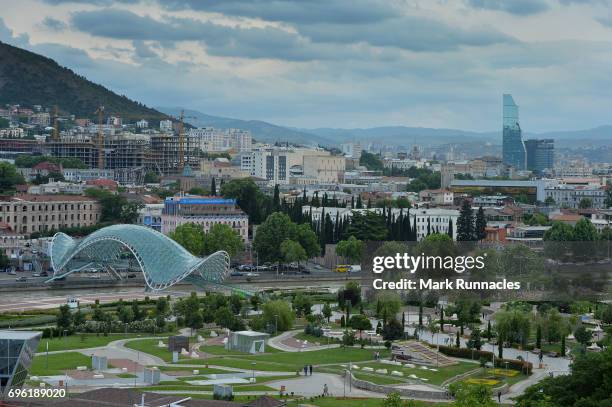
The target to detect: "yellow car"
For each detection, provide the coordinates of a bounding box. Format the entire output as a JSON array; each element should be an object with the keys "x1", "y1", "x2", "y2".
[{"x1": 335, "y1": 264, "x2": 350, "y2": 273}]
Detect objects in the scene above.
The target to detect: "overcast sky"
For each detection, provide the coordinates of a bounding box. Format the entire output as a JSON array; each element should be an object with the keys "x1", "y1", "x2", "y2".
[{"x1": 2, "y1": 0, "x2": 612, "y2": 132}]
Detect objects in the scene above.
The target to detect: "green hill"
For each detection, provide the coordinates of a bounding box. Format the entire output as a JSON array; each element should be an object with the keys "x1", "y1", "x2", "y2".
[{"x1": 0, "y1": 41, "x2": 167, "y2": 121}]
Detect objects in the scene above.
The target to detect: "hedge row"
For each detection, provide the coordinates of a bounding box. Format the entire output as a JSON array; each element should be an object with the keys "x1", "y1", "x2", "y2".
[
  {"x1": 437, "y1": 345, "x2": 532, "y2": 374},
  {"x1": 0, "y1": 314, "x2": 56, "y2": 328}
]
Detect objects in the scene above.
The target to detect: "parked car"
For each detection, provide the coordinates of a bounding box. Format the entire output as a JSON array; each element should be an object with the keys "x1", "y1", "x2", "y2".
[
  {"x1": 15, "y1": 276, "x2": 27, "y2": 282},
  {"x1": 335, "y1": 264, "x2": 351, "y2": 273},
  {"x1": 230, "y1": 271, "x2": 244, "y2": 277},
  {"x1": 127, "y1": 273, "x2": 136, "y2": 278},
  {"x1": 32, "y1": 273, "x2": 40, "y2": 277},
  {"x1": 245, "y1": 272, "x2": 260, "y2": 277},
  {"x1": 40, "y1": 271, "x2": 49, "y2": 277}
]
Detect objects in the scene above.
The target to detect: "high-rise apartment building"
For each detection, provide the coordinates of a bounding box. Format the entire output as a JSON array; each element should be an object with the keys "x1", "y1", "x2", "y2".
[
  {"x1": 525, "y1": 139, "x2": 554, "y2": 174},
  {"x1": 502, "y1": 94, "x2": 526, "y2": 170}
]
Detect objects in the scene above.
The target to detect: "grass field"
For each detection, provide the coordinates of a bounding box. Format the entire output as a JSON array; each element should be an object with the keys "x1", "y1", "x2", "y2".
[
  {"x1": 178, "y1": 347, "x2": 389, "y2": 372},
  {"x1": 124, "y1": 338, "x2": 176, "y2": 362},
  {"x1": 30, "y1": 352, "x2": 92, "y2": 376},
  {"x1": 357, "y1": 361, "x2": 478, "y2": 386},
  {"x1": 36, "y1": 333, "x2": 170, "y2": 353}
]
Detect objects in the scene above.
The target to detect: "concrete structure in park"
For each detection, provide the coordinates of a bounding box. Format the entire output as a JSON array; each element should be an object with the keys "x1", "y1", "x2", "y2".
[
  {"x1": 0, "y1": 194, "x2": 101, "y2": 235},
  {"x1": 47, "y1": 224, "x2": 230, "y2": 291},
  {"x1": 0, "y1": 330, "x2": 41, "y2": 397},
  {"x1": 161, "y1": 195, "x2": 249, "y2": 242},
  {"x1": 226, "y1": 331, "x2": 269, "y2": 354}
]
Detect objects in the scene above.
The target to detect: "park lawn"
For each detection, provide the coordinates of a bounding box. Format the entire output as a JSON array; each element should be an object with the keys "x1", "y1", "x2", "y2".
[
  {"x1": 183, "y1": 358, "x2": 294, "y2": 372},
  {"x1": 353, "y1": 372, "x2": 406, "y2": 385},
  {"x1": 178, "y1": 374, "x2": 296, "y2": 383},
  {"x1": 36, "y1": 333, "x2": 166, "y2": 353},
  {"x1": 240, "y1": 347, "x2": 390, "y2": 367},
  {"x1": 30, "y1": 352, "x2": 92, "y2": 376},
  {"x1": 124, "y1": 338, "x2": 176, "y2": 362},
  {"x1": 358, "y1": 361, "x2": 478, "y2": 386},
  {"x1": 293, "y1": 332, "x2": 339, "y2": 345}
]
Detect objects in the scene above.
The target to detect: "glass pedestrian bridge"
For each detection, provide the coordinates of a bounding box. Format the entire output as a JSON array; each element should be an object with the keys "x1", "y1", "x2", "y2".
[{"x1": 47, "y1": 224, "x2": 230, "y2": 291}]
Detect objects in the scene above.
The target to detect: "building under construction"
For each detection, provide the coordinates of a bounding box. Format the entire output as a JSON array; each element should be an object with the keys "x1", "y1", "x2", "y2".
[{"x1": 44, "y1": 133, "x2": 199, "y2": 179}]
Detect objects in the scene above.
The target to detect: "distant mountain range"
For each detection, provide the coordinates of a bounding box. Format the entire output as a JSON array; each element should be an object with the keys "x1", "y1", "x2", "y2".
[
  {"x1": 157, "y1": 107, "x2": 332, "y2": 146},
  {"x1": 1, "y1": 41, "x2": 609, "y2": 147},
  {"x1": 0, "y1": 41, "x2": 167, "y2": 120}
]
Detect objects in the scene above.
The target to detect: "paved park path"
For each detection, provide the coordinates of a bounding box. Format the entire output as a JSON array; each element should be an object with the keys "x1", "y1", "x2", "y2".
[{"x1": 267, "y1": 330, "x2": 340, "y2": 352}]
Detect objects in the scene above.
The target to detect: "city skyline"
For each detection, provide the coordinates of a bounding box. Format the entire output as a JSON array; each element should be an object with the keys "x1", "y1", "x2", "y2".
[{"x1": 2, "y1": 0, "x2": 612, "y2": 132}]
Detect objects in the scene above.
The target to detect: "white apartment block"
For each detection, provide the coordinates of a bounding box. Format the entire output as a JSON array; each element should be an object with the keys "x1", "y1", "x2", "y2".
[
  {"x1": 29, "y1": 112, "x2": 51, "y2": 127},
  {"x1": 136, "y1": 119, "x2": 149, "y2": 129},
  {"x1": 341, "y1": 142, "x2": 362, "y2": 159},
  {"x1": 0, "y1": 127, "x2": 25, "y2": 138},
  {"x1": 159, "y1": 120, "x2": 173, "y2": 132},
  {"x1": 383, "y1": 158, "x2": 423, "y2": 170},
  {"x1": 545, "y1": 186, "x2": 606, "y2": 209},
  {"x1": 188, "y1": 127, "x2": 252, "y2": 152}
]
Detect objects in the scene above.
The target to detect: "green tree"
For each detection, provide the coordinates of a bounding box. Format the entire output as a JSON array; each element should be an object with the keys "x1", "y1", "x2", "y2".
[
  {"x1": 169, "y1": 223, "x2": 205, "y2": 255},
  {"x1": 144, "y1": 170, "x2": 160, "y2": 183},
  {"x1": 544, "y1": 196, "x2": 556, "y2": 206},
  {"x1": 322, "y1": 302, "x2": 332, "y2": 322},
  {"x1": 475, "y1": 206, "x2": 486, "y2": 241},
  {"x1": 56, "y1": 304, "x2": 72, "y2": 331},
  {"x1": 254, "y1": 212, "x2": 318, "y2": 265},
  {"x1": 156, "y1": 297, "x2": 169, "y2": 316},
  {"x1": 337, "y1": 281, "x2": 361, "y2": 308},
  {"x1": 202, "y1": 223, "x2": 244, "y2": 257},
  {"x1": 0, "y1": 162, "x2": 25, "y2": 194},
  {"x1": 72, "y1": 309, "x2": 85, "y2": 327},
  {"x1": 578, "y1": 197, "x2": 592, "y2": 209},
  {"x1": 467, "y1": 328, "x2": 482, "y2": 350},
  {"x1": 0, "y1": 252, "x2": 10, "y2": 270},
  {"x1": 573, "y1": 218, "x2": 598, "y2": 241},
  {"x1": 221, "y1": 178, "x2": 270, "y2": 224},
  {"x1": 382, "y1": 318, "x2": 403, "y2": 341},
  {"x1": 344, "y1": 211, "x2": 388, "y2": 241},
  {"x1": 118, "y1": 306, "x2": 134, "y2": 324},
  {"x1": 335, "y1": 236, "x2": 364, "y2": 264},
  {"x1": 210, "y1": 177, "x2": 217, "y2": 196},
  {"x1": 450, "y1": 383, "x2": 496, "y2": 407},
  {"x1": 359, "y1": 151, "x2": 384, "y2": 171},
  {"x1": 280, "y1": 239, "x2": 307, "y2": 268},
  {"x1": 250, "y1": 294, "x2": 261, "y2": 311},
  {"x1": 544, "y1": 222, "x2": 575, "y2": 241},
  {"x1": 457, "y1": 200, "x2": 475, "y2": 241},
  {"x1": 349, "y1": 314, "x2": 372, "y2": 336},
  {"x1": 574, "y1": 325, "x2": 591, "y2": 345},
  {"x1": 262, "y1": 300, "x2": 294, "y2": 332}
]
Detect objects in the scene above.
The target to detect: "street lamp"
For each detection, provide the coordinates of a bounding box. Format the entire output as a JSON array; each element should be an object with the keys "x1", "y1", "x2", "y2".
[{"x1": 251, "y1": 362, "x2": 256, "y2": 381}]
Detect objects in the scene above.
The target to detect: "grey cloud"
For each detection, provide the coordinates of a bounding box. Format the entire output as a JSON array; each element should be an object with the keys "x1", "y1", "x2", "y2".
[
  {"x1": 298, "y1": 17, "x2": 516, "y2": 52},
  {"x1": 133, "y1": 40, "x2": 157, "y2": 58},
  {"x1": 70, "y1": 8, "x2": 378, "y2": 61},
  {"x1": 41, "y1": 17, "x2": 68, "y2": 31},
  {"x1": 467, "y1": 0, "x2": 550, "y2": 15},
  {"x1": 160, "y1": 0, "x2": 398, "y2": 24}
]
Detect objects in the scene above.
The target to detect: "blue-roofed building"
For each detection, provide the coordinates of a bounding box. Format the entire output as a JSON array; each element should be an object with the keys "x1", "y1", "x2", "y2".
[{"x1": 161, "y1": 195, "x2": 249, "y2": 242}]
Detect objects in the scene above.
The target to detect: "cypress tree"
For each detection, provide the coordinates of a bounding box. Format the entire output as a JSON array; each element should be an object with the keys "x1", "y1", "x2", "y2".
[
  {"x1": 456, "y1": 331, "x2": 460, "y2": 347},
  {"x1": 475, "y1": 206, "x2": 487, "y2": 241},
  {"x1": 440, "y1": 306, "x2": 444, "y2": 332},
  {"x1": 351, "y1": 196, "x2": 355, "y2": 209},
  {"x1": 427, "y1": 217, "x2": 431, "y2": 236},
  {"x1": 211, "y1": 177, "x2": 217, "y2": 195},
  {"x1": 356, "y1": 195, "x2": 363, "y2": 208},
  {"x1": 272, "y1": 184, "x2": 281, "y2": 212},
  {"x1": 457, "y1": 199, "x2": 475, "y2": 241},
  {"x1": 561, "y1": 335, "x2": 566, "y2": 357},
  {"x1": 447, "y1": 218, "x2": 454, "y2": 239},
  {"x1": 418, "y1": 302, "x2": 423, "y2": 327}
]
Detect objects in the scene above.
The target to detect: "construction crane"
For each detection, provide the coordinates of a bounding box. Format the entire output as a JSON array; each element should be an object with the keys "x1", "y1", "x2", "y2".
[
  {"x1": 177, "y1": 110, "x2": 186, "y2": 171},
  {"x1": 95, "y1": 106, "x2": 105, "y2": 169}
]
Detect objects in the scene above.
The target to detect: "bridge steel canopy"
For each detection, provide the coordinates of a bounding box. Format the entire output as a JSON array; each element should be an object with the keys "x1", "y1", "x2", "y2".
[{"x1": 48, "y1": 224, "x2": 230, "y2": 291}]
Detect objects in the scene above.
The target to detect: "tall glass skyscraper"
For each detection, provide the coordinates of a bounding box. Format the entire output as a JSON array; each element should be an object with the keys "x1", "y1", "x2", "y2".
[
  {"x1": 502, "y1": 94, "x2": 526, "y2": 170},
  {"x1": 525, "y1": 139, "x2": 554, "y2": 174}
]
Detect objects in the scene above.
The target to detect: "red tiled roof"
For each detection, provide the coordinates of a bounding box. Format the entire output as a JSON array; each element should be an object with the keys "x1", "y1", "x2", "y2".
[
  {"x1": 32, "y1": 161, "x2": 61, "y2": 172},
  {"x1": 86, "y1": 178, "x2": 117, "y2": 187}
]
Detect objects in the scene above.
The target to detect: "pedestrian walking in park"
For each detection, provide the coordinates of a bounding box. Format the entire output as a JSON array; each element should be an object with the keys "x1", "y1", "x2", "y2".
[
  {"x1": 309, "y1": 364, "x2": 313, "y2": 375},
  {"x1": 498, "y1": 391, "x2": 501, "y2": 403},
  {"x1": 323, "y1": 383, "x2": 329, "y2": 396},
  {"x1": 303, "y1": 365, "x2": 308, "y2": 376}
]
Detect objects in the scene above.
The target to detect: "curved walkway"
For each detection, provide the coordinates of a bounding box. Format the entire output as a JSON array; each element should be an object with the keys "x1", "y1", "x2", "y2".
[
  {"x1": 267, "y1": 372, "x2": 384, "y2": 398},
  {"x1": 267, "y1": 330, "x2": 339, "y2": 352}
]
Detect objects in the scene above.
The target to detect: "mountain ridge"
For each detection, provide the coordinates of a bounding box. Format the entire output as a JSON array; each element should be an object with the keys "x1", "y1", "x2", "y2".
[{"x1": 0, "y1": 41, "x2": 167, "y2": 120}]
